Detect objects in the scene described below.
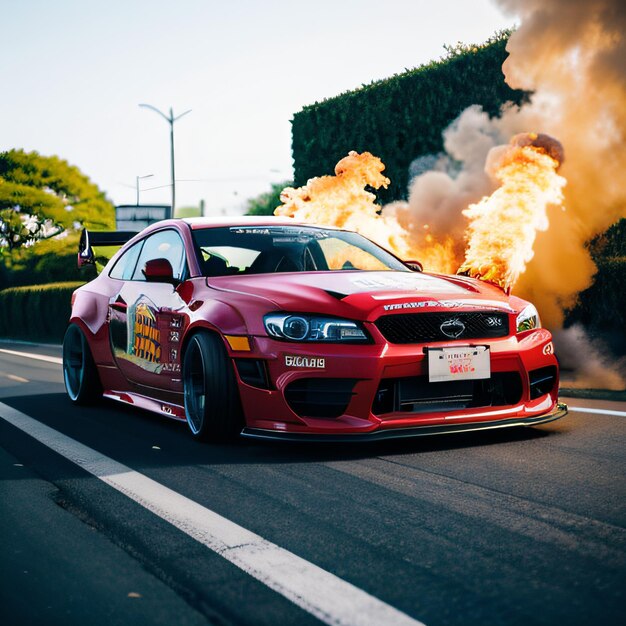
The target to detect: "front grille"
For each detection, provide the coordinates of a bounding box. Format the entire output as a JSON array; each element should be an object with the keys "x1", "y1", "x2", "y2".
[
  {"x1": 285, "y1": 378, "x2": 357, "y2": 419},
  {"x1": 373, "y1": 372, "x2": 523, "y2": 415},
  {"x1": 375, "y1": 311, "x2": 509, "y2": 344}
]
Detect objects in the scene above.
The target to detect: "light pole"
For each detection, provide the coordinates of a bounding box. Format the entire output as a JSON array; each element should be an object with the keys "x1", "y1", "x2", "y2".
[
  {"x1": 135, "y1": 174, "x2": 153, "y2": 206},
  {"x1": 139, "y1": 104, "x2": 191, "y2": 219}
]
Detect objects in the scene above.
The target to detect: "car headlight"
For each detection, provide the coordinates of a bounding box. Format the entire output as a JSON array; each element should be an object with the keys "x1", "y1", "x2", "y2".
[
  {"x1": 264, "y1": 314, "x2": 369, "y2": 343},
  {"x1": 516, "y1": 304, "x2": 541, "y2": 333}
]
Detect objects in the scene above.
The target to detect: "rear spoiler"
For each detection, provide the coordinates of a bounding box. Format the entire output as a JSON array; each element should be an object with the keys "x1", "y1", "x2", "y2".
[{"x1": 78, "y1": 229, "x2": 137, "y2": 269}]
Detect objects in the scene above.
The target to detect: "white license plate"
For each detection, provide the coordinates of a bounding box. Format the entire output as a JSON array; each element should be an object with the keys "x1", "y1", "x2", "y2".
[{"x1": 428, "y1": 346, "x2": 490, "y2": 382}]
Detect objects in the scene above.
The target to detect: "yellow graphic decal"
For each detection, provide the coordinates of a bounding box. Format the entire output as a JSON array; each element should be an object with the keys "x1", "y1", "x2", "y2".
[{"x1": 133, "y1": 303, "x2": 161, "y2": 363}]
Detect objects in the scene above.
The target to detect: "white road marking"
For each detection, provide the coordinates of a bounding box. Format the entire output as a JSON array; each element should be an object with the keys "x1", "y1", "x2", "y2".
[
  {"x1": 6, "y1": 374, "x2": 29, "y2": 383},
  {"x1": 568, "y1": 406, "x2": 626, "y2": 417},
  {"x1": 0, "y1": 402, "x2": 425, "y2": 626},
  {"x1": 0, "y1": 348, "x2": 62, "y2": 366}
]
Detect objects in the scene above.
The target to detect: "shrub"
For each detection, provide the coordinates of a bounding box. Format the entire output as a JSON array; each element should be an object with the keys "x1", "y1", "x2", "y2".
[
  {"x1": 0, "y1": 232, "x2": 96, "y2": 290},
  {"x1": 567, "y1": 258, "x2": 626, "y2": 329},
  {"x1": 0, "y1": 282, "x2": 83, "y2": 343},
  {"x1": 566, "y1": 218, "x2": 626, "y2": 354},
  {"x1": 246, "y1": 181, "x2": 293, "y2": 216}
]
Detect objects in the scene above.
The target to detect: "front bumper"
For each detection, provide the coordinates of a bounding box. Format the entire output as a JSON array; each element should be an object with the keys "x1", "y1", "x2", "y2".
[
  {"x1": 233, "y1": 328, "x2": 562, "y2": 436},
  {"x1": 240, "y1": 402, "x2": 568, "y2": 442}
]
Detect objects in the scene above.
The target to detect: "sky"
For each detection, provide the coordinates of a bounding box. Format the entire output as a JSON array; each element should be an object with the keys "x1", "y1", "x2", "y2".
[{"x1": 1, "y1": 0, "x2": 513, "y2": 216}]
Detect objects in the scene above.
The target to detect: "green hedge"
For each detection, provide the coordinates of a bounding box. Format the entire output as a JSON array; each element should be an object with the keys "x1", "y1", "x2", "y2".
[
  {"x1": 0, "y1": 282, "x2": 83, "y2": 343},
  {"x1": 587, "y1": 217, "x2": 626, "y2": 259},
  {"x1": 292, "y1": 32, "x2": 526, "y2": 203},
  {"x1": 0, "y1": 251, "x2": 95, "y2": 290},
  {"x1": 246, "y1": 181, "x2": 293, "y2": 216},
  {"x1": 564, "y1": 219, "x2": 626, "y2": 354},
  {"x1": 0, "y1": 232, "x2": 97, "y2": 291},
  {"x1": 568, "y1": 258, "x2": 626, "y2": 329}
]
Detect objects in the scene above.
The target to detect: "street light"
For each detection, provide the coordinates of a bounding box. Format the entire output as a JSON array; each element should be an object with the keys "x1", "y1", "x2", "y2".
[
  {"x1": 139, "y1": 104, "x2": 192, "y2": 219},
  {"x1": 136, "y1": 173, "x2": 153, "y2": 206}
]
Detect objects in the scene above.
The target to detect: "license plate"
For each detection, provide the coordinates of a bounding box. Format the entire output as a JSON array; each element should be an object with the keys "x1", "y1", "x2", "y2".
[{"x1": 428, "y1": 346, "x2": 490, "y2": 382}]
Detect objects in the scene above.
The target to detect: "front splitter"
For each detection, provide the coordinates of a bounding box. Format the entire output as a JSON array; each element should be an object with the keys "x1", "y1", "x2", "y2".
[{"x1": 240, "y1": 403, "x2": 568, "y2": 443}]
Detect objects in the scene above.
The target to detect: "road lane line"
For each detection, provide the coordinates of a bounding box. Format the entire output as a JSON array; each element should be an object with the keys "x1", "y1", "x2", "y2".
[
  {"x1": 0, "y1": 348, "x2": 62, "y2": 366},
  {"x1": 6, "y1": 374, "x2": 29, "y2": 383},
  {"x1": 0, "y1": 402, "x2": 425, "y2": 626},
  {"x1": 568, "y1": 406, "x2": 626, "y2": 417}
]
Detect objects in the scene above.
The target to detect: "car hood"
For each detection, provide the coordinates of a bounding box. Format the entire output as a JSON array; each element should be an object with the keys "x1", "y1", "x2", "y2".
[{"x1": 207, "y1": 271, "x2": 520, "y2": 320}]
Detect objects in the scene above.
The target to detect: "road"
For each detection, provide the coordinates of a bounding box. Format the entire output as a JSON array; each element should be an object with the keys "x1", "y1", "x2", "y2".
[{"x1": 0, "y1": 341, "x2": 624, "y2": 626}]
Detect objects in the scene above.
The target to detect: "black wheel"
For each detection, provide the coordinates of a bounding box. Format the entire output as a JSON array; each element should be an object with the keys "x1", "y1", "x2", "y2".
[
  {"x1": 182, "y1": 332, "x2": 244, "y2": 441},
  {"x1": 62, "y1": 323, "x2": 102, "y2": 404}
]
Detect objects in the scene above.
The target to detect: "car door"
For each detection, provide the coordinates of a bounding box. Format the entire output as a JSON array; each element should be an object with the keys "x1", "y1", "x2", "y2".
[{"x1": 108, "y1": 228, "x2": 188, "y2": 394}]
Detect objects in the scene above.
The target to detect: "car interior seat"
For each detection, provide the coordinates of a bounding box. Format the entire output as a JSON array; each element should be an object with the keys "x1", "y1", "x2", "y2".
[
  {"x1": 248, "y1": 248, "x2": 300, "y2": 274},
  {"x1": 204, "y1": 254, "x2": 230, "y2": 276}
]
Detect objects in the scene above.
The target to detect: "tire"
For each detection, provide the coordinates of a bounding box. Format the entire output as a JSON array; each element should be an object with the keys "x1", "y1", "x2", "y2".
[
  {"x1": 182, "y1": 332, "x2": 244, "y2": 441},
  {"x1": 62, "y1": 323, "x2": 102, "y2": 404}
]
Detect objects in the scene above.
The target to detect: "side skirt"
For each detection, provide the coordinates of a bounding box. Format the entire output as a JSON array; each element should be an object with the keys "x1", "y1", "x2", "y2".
[{"x1": 103, "y1": 389, "x2": 187, "y2": 422}]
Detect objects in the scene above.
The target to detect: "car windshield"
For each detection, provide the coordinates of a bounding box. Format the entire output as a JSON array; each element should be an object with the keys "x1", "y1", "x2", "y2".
[{"x1": 191, "y1": 225, "x2": 410, "y2": 276}]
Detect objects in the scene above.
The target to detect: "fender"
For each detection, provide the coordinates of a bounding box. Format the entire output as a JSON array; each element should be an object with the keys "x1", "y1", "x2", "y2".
[
  {"x1": 71, "y1": 284, "x2": 111, "y2": 336},
  {"x1": 183, "y1": 299, "x2": 248, "y2": 355}
]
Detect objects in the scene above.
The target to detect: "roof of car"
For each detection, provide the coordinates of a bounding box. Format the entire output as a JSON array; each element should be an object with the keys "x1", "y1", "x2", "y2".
[{"x1": 181, "y1": 215, "x2": 341, "y2": 231}]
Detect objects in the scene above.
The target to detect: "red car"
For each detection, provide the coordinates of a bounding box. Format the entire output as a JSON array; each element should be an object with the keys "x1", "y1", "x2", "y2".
[{"x1": 63, "y1": 217, "x2": 567, "y2": 441}]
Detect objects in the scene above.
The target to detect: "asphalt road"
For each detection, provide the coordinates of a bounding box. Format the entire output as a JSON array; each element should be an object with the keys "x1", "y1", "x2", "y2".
[{"x1": 0, "y1": 341, "x2": 624, "y2": 626}]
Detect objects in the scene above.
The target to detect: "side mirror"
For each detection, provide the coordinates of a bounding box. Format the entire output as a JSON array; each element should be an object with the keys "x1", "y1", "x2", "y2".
[
  {"x1": 404, "y1": 260, "x2": 423, "y2": 272},
  {"x1": 142, "y1": 258, "x2": 176, "y2": 284}
]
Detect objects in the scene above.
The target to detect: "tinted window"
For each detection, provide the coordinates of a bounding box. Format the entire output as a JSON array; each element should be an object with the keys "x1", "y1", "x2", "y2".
[
  {"x1": 131, "y1": 230, "x2": 186, "y2": 281},
  {"x1": 191, "y1": 226, "x2": 409, "y2": 276},
  {"x1": 109, "y1": 241, "x2": 143, "y2": 280},
  {"x1": 318, "y1": 237, "x2": 393, "y2": 271}
]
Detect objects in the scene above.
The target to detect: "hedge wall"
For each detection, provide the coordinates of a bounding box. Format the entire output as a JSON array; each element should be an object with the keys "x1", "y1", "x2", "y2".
[
  {"x1": 573, "y1": 257, "x2": 626, "y2": 326},
  {"x1": 0, "y1": 231, "x2": 97, "y2": 291},
  {"x1": 0, "y1": 282, "x2": 82, "y2": 343},
  {"x1": 566, "y1": 219, "x2": 626, "y2": 353},
  {"x1": 292, "y1": 32, "x2": 526, "y2": 203},
  {"x1": 0, "y1": 251, "x2": 95, "y2": 291}
]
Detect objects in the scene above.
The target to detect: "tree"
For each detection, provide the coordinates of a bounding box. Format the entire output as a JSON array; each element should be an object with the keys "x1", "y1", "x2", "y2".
[
  {"x1": 0, "y1": 149, "x2": 115, "y2": 252},
  {"x1": 245, "y1": 181, "x2": 292, "y2": 216},
  {"x1": 175, "y1": 205, "x2": 202, "y2": 218}
]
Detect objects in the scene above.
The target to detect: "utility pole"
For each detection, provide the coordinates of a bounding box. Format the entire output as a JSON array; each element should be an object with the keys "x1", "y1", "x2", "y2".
[
  {"x1": 139, "y1": 104, "x2": 191, "y2": 219},
  {"x1": 136, "y1": 174, "x2": 153, "y2": 205}
]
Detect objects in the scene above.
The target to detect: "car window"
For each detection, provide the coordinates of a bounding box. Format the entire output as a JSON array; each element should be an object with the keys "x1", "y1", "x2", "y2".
[
  {"x1": 109, "y1": 241, "x2": 144, "y2": 280},
  {"x1": 318, "y1": 237, "x2": 392, "y2": 271},
  {"x1": 191, "y1": 226, "x2": 409, "y2": 275},
  {"x1": 131, "y1": 229, "x2": 186, "y2": 281},
  {"x1": 199, "y1": 246, "x2": 261, "y2": 273}
]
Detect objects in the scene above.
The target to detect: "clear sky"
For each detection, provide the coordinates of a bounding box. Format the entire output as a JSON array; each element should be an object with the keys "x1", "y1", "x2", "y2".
[{"x1": 1, "y1": 0, "x2": 513, "y2": 215}]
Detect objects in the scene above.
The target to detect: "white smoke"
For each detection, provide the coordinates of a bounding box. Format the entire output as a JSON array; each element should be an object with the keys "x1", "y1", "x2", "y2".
[
  {"x1": 553, "y1": 325, "x2": 626, "y2": 391},
  {"x1": 380, "y1": 0, "x2": 626, "y2": 390},
  {"x1": 383, "y1": 105, "x2": 503, "y2": 247}
]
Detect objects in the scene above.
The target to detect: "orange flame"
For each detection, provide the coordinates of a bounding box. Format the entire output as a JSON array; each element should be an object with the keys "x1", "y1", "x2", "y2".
[
  {"x1": 275, "y1": 151, "x2": 404, "y2": 251},
  {"x1": 275, "y1": 139, "x2": 566, "y2": 292},
  {"x1": 275, "y1": 151, "x2": 458, "y2": 273},
  {"x1": 457, "y1": 135, "x2": 566, "y2": 292}
]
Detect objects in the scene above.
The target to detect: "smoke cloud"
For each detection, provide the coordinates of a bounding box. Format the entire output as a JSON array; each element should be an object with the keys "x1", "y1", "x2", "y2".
[
  {"x1": 380, "y1": 0, "x2": 626, "y2": 388},
  {"x1": 384, "y1": 0, "x2": 626, "y2": 328},
  {"x1": 553, "y1": 325, "x2": 625, "y2": 391},
  {"x1": 277, "y1": 1, "x2": 626, "y2": 388},
  {"x1": 494, "y1": 0, "x2": 626, "y2": 326},
  {"x1": 383, "y1": 105, "x2": 514, "y2": 274}
]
